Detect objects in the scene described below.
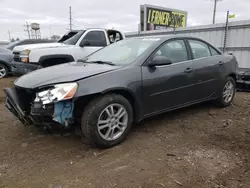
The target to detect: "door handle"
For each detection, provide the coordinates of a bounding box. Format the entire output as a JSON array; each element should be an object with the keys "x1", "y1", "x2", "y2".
[
  {"x1": 184, "y1": 68, "x2": 194, "y2": 73},
  {"x1": 218, "y1": 61, "x2": 224, "y2": 66}
]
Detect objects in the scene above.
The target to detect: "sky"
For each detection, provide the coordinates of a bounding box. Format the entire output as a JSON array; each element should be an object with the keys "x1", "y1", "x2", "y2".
[{"x1": 0, "y1": 0, "x2": 250, "y2": 41}]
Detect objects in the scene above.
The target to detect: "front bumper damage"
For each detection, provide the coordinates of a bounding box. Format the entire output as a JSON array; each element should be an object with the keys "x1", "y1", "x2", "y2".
[
  {"x1": 4, "y1": 87, "x2": 74, "y2": 128},
  {"x1": 11, "y1": 61, "x2": 40, "y2": 76}
]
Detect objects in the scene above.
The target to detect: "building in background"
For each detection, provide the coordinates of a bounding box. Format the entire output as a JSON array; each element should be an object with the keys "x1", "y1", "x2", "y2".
[{"x1": 140, "y1": 4, "x2": 187, "y2": 31}]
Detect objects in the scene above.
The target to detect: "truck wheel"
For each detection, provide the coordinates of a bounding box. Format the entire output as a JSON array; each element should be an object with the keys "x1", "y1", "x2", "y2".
[
  {"x1": 0, "y1": 63, "x2": 8, "y2": 78},
  {"x1": 216, "y1": 76, "x2": 236, "y2": 107},
  {"x1": 81, "y1": 94, "x2": 133, "y2": 148}
]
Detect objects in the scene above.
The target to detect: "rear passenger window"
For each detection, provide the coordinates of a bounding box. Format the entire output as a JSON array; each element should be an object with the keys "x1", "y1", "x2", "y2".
[
  {"x1": 154, "y1": 40, "x2": 188, "y2": 63},
  {"x1": 209, "y1": 46, "x2": 220, "y2": 56},
  {"x1": 189, "y1": 40, "x2": 211, "y2": 59}
]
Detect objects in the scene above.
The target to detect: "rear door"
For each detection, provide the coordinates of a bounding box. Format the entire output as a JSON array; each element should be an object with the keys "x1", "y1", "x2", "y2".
[
  {"x1": 142, "y1": 39, "x2": 196, "y2": 116},
  {"x1": 187, "y1": 39, "x2": 225, "y2": 100}
]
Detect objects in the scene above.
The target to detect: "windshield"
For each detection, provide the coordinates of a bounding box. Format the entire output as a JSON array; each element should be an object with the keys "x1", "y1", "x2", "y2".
[
  {"x1": 84, "y1": 38, "x2": 159, "y2": 65},
  {"x1": 63, "y1": 31, "x2": 85, "y2": 45}
]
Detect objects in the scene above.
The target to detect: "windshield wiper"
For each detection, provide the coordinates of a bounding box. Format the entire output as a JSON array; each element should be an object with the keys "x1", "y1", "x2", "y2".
[
  {"x1": 77, "y1": 59, "x2": 115, "y2": 66},
  {"x1": 90, "y1": 61, "x2": 115, "y2": 66}
]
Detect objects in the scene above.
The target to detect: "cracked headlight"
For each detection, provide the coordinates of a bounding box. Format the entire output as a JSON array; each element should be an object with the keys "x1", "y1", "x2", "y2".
[
  {"x1": 35, "y1": 83, "x2": 78, "y2": 105},
  {"x1": 20, "y1": 49, "x2": 30, "y2": 63}
]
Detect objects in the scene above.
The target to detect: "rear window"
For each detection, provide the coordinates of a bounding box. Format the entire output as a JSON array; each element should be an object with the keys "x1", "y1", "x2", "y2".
[
  {"x1": 188, "y1": 40, "x2": 211, "y2": 59},
  {"x1": 209, "y1": 46, "x2": 220, "y2": 56}
]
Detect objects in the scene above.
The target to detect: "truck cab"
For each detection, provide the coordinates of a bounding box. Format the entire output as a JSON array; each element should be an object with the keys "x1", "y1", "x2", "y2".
[{"x1": 11, "y1": 29, "x2": 125, "y2": 75}]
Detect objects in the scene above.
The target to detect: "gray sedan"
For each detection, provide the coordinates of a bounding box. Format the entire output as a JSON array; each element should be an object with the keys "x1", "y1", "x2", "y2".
[
  {"x1": 4, "y1": 35, "x2": 238, "y2": 148},
  {"x1": 0, "y1": 47, "x2": 13, "y2": 78}
]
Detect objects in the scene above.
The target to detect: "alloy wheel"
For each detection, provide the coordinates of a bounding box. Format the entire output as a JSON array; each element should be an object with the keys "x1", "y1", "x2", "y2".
[
  {"x1": 223, "y1": 80, "x2": 234, "y2": 103},
  {"x1": 0, "y1": 65, "x2": 7, "y2": 78},
  {"x1": 97, "y1": 103, "x2": 128, "y2": 141}
]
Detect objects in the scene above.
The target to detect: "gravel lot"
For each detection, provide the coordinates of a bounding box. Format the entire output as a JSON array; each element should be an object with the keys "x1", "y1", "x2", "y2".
[{"x1": 0, "y1": 77, "x2": 249, "y2": 188}]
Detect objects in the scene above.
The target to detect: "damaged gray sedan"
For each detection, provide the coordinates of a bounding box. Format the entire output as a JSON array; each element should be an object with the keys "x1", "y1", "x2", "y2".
[{"x1": 4, "y1": 36, "x2": 238, "y2": 148}]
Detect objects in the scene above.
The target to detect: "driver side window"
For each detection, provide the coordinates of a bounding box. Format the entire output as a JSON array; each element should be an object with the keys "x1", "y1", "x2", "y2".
[
  {"x1": 154, "y1": 40, "x2": 188, "y2": 64},
  {"x1": 81, "y1": 31, "x2": 107, "y2": 47}
]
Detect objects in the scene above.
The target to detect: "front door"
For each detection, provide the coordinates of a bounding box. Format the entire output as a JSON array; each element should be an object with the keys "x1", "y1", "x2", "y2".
[
  {"x1": 142, "y1": 39, "x2": 196, "y2": 116},
  {"x1": 77, "y1": 30, "x2": 107, "y2": 60}
]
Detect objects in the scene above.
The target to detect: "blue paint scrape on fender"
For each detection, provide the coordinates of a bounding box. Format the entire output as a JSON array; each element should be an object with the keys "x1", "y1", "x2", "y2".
[{"x1": 53, "y1": 100, "x2": 74, "y2": 126}]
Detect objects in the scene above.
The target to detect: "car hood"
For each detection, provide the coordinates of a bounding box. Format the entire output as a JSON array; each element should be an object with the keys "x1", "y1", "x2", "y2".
[
  {"x1": 13, "y1": 43, "x2": 70, "y2": 52},
  {"x1": 14, "y1": 62, "x2": 120, "y2": 89}
]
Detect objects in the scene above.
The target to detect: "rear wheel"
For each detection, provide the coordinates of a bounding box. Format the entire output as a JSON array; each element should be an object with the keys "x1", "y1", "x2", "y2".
[
  {"x1": 0, "y1": 63, "x2": 8, "y2": 78},
  {"x1": 81, "y1": 94, "x2": 133, "y2": 148},
  {"x1": 216, "y1": 76, "x2": 236, "y2": 107}
]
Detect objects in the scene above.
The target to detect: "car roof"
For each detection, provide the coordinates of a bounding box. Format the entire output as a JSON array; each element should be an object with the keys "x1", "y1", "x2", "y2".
[
  {"x1": 134, "y1": 35, "x2": 203, "y2": 41},
  {"x1": 69, "y1": 30, "x2": 85, "y2": 32},
  {"x1": 70, "y1": 28, "x2": 122, "y2": 32},
  {"x1": 21, "y1": 39, "x2": 53, "y2": 41}
]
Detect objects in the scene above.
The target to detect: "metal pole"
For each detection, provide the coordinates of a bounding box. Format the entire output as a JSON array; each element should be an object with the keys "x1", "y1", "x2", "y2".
[
  {"x1": 69, "y1": 6, "x2": 72, "y2": 31},
  {"x1": 49, "y1": 24, "x2": 52, "y2": 38},
  {"x1": 138, "y1": 23, "x2": 141, "y2": 37},
  {"x1": 223, "y1": 11, "x2": 229, "y2": 53},
  {"x1": 8, "y1": 30, "x2": 11, "y2": 41},
  {"x1": 26, "y1": 22, "x2": 30, "y2": 39},
  {"x1": 24, "y1": 22, "x2": 31, "y2": 39},
  {"x1": 173, "y1": 21, "x2": 176, "y2": 34},
  {"x1": 213, "y1": 0, "x2": 217, "y2": 24}
]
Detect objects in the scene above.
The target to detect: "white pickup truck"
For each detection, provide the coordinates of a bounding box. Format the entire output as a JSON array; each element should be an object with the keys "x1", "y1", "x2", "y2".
[{"x1": 11, "y1": 28, "x2": 125, "y2": 75}]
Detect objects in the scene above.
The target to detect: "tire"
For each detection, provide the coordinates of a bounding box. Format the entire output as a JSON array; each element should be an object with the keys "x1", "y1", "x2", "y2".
[
  {"x1": 81, "y1": 94, "x2": 133, "y2": 148},
  {"x1": 216, "y1": 76, "x2": 236, "y2": 107},
  {"x1": 0, "y1": 63, "x2": 8, "y2": 78}
]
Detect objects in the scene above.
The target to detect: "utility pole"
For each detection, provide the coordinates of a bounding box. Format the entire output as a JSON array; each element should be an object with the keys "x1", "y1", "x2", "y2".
[
  {"x1": 212, "y1": 0, "x2": 223, "y2": 24},
  {"x1": 69, "y1": 6, "x2": 72, "y2": 31},
  {"x1": 24, "y1": 21, "x2": 31, "y2": 39},
  {"x1": 212, "y1": 0, "x2": 217, "y2": 24},
  {"x1": 8, "y1": 30, "x2": 11, "y2": 41}
]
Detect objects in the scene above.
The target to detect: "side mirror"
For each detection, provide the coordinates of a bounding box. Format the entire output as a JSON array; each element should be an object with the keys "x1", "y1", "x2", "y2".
[
  {"x1": 80, "y1": 40, "x2": 91, "y2": 47},
  {"x1": 148, "y1": 56, "x2": 172, "y2": 67}
]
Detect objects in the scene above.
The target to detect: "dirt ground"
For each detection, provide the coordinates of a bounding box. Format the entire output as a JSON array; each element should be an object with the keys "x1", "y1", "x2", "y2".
[{"x1": 0, "y1": 77, "x2": 249, "y2": 188}]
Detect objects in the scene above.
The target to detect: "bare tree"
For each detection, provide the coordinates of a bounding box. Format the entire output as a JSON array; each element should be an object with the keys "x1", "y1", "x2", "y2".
[{"x1": 51, "y1": 35, "x2": 61, "y2": 41}]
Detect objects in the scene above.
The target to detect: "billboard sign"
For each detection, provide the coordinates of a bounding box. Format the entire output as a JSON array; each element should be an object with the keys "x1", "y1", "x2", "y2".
[{"x1": 140, "y1": 4, "x2": 187, "y2": 31}]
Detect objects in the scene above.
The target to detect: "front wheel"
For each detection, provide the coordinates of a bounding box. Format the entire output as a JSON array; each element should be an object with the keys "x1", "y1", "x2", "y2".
[
  {"x1": 216, "y1": 76, "x2": 236, "y2": 107},
  {"x1": 0, "y1": 63, "x2": 8, "y2": 78},
  {"x1": 81, "y1": 94, "x2": 133, "y2": 148}
]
